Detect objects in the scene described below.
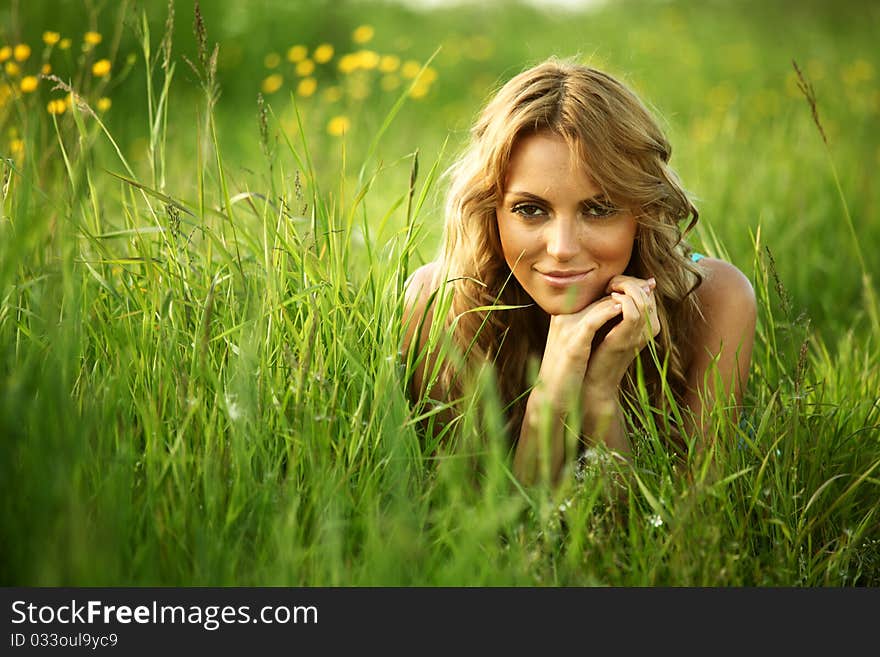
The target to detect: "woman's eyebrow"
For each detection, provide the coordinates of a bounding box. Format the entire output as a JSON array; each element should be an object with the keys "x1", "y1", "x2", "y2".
[{"x1": 505, "y1": 190, "x2": 608, "y2": 204}]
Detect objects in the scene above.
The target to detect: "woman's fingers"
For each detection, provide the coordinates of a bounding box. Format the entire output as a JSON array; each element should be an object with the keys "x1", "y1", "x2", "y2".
[
  {"x1": 610, "y1": 278, "x2": 652, "y2": 317},
  {"x1": 580, "y1": 295, "x2": 624, "y2": 333},
  {"x1": 608, "y1": 281, "x2": 660, "y2": 347}
]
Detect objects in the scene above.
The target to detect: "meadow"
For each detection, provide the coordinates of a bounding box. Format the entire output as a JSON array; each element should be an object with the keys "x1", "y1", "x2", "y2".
[{"x1": 1, "y1": 0, "x2": 878, "y2": 585}]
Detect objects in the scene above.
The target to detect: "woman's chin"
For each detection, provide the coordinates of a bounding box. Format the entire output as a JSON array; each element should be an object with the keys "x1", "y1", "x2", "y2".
[{"x1": 538, "y1": 296, "x2": 592, "y2": 316}]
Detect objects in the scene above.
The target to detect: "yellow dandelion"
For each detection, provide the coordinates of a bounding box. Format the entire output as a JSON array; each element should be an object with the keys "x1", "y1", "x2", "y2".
[
  {"x1": 313, "y1": 43, "x2": 334, "y2": 63},
  {"x1": 97, "y1": 97, "x2": 111, "y2": 112},
  {"x1": 43, "y1": 31, "x2": 61, "y2": 46},
  {"x1": 41, "y1": 63, "x2": 51, "y2": 75},
  {"x1": 47, "y1": 98, "x2": 67, "y2": 115},
  {"x1": 415, "y1": 66, "x2": 437, "y2": 84},
  {"x1": 261, "y1": 73, "x2": 283, "y2": 94},
  {"x1": 327, "y1": 115, "x2": 350, "y2": 136},
  {"x1": 13, "y1": 44, "x2": 31, "y2": 61},
  {"x1": 401, "y1": 60, "x2": 421, "y2": 79},
  {"x1": 323, "y1": 86, "x2": 342, "y2": 103},
  {"x1": 409, "y1": 83, "x2": 430, "y2": 99},
  {"x1": 92, "y1": 58, "x2": 112, "y2": 77},
  {"x1": 286, "y1": 45, "x2": 307, "y2": 63},
  {"x1": 0, "y1": 46, "x2": 10, "y2": 63},
  {"x1": 59, "y1": 38, "x2": 71, "y2": 50},
  {"x1": 4, "y1": 62, "x2": 20, "y2": 77},
  {"x1": 379, "y1": 55, "x2": 400, "y2": 73},
  {"x1": 355, "y1": 50, "x2": 379, "y2": 70},
  {"x1": 338, "y1": 53, "x2": 359, "y2": 74},
  {"x1": 264, "y1": 52, "x2": 281, "y2": 68},
  {"x1": 10, "y1": 138, "x2": 24, "y2": 160},
  {"x1": 84, "y1": 31, "x2": 102, "y2": 45},
  {"x1": 295, "y1": 58, "x2": 315, "y2": 76},
  {"x1": 352, "y1": 25, "x2": 374, "y2": 44},
  {"x1": 380, "y1": 74, "x2": 400, "y2": 92},
  {"x1": 20, "y1": 75, "x2": 39, "y2": 93},
  {"x1": 297, "y1": 77, "x2": 317, "y2": 97}
]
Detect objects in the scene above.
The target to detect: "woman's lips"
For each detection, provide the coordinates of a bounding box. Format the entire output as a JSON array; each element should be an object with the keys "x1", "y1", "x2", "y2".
[{"x1": 538, "y1": 270, "x2": 592, "y2": 287}]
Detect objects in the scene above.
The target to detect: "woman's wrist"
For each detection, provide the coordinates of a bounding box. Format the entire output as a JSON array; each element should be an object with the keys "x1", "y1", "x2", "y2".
[{"x1": 582, "y1": 368, "x2": 626, "y2": 402}]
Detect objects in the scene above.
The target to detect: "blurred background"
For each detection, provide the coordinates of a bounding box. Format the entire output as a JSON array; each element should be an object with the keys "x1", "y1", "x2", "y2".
[{"x1": 2, "y1": 0, "x2": 879, "y2": 340}]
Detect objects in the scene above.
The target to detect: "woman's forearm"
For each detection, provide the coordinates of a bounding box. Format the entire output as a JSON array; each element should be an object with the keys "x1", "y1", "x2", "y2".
[
  {"x1": 513, "y1": 385, "x2": 631, "y2": 487},
  {"x1": 512, "y1": 385, "x2": 577, "y2": 487},
  {"x1": 580, "y1": 388, "x2": 631, "y2": 455}
]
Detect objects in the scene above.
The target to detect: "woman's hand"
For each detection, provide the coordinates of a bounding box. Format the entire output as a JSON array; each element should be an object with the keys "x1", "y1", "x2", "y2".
[
  {"x1": 583, "y1": 275, "x2": 660, "y2": 392},
  {"x1": 536, "y1": 295, "x2": 625, "y2": 406}
]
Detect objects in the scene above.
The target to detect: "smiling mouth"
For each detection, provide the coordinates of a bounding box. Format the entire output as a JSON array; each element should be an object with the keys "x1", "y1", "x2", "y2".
[{"x1": 538, "y1": 270, "x2": 592, "y2": 286}]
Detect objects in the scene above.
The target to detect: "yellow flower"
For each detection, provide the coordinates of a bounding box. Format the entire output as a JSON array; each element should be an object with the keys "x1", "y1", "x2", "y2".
[
  {"x1": 14, "y1": 44, "x2": 31, "y2": 61},
  {"x1": 0, "y1": 46, "x2": 10, "y2": 62},
  {"x1": 20, "y1": 76, "x2": 39, "y2": 93},
  {"x1": 322, "y1": 86, "x2": 342, "y2": 103},
  {"x1": 41, "y1": 63, "x2": 51, "y2": 75},
  {"x1": 352, "y1": 25, "x2": 374, "y2": 44},
  {"x1": 97, "y1": 97, "x2": 111, "y2": 112},
  {"x1": 296, "y1": 59, "x2": 315, "y2": 76},
  {"x1": 313, "y1": 43, "x2": 334, "y2": 63},
  {"x1": 261, "y1": 73, "x2": 283, "y2": 94},
  {"x1": 10, "y1": 138, "x2": 24, "y2": 160},
  {"x1": 415, "y1": 66, "x2": 437, "y2": 84},
  {"x1": 59, "y1": 38, "x2": 71, "y2": 50},
  {"x1": 409, "y1": 83, "x2": 430, "y2": 99},
  {"x1": 297, "y1": 77, "x2": 317, "y2": 97},
  {"x1": 4, "y1": 62, "x2": 20, "y2": 77},
  {"x1": 327, "y1": 115, "x2": 350, "y2": 136},
  {"x1": 401, "y1": 60, "x2": 421, "y2": 79},
  {"x1": 380, "y1": 74, "x2": 400, "y2": 92},
  {"x1": 355, "y1": 50, "x2": 379, "y2": 70},
  {"x1": 92, "y1": 58, "x2": 112, "y2": 77},
  {"x1": 264, "y1": 52, "x2": 281, "y2": 68},
  {"x1": 84, "y1": 31, "x2": 102, "y2": 45},
  {"x1": 43, "y1": 31, "x2": 61, "y2": 46},
  {"x1": 379, "y1": 55, "x2": 400, "y2": 73},
  {"x1": 286, "y1": 45, "x2": 307, "y2": 63},
  {"x1": 47, "y1": 98, "x2": 67, "y2": 115},
  {"x1": 338, "y1": 54, "x2": 358, "y2": 74}
]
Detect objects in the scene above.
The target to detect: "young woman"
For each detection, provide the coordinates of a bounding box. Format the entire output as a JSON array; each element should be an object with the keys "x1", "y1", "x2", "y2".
[{"x1": 402, "y1": 58, "x2": 757, "y2": 486}]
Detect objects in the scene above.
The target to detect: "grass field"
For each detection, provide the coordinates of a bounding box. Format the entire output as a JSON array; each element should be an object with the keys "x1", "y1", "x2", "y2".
[{"x1": 1, "y1": 0, "x2": 879, "y2": 585}]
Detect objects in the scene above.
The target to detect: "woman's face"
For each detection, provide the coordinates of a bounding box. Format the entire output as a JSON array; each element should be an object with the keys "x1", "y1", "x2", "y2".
[{"x1": 495, "y1": 131, "x2": 638, "y2": 315}]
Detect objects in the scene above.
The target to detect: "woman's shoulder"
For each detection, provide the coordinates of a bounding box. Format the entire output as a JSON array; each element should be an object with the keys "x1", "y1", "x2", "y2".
[
  {"x1": 692, "y1": 256, "x2": 756, "y2": 315},
  {"x1": 685, "y1": 255, "x2": 757, "y2": 372},
  {"x1": 402, "y1": 261, "x2": 443, "y2": 352},
  {"x1": 404, "y1": 261, "x2": 442, "y2": 306}
]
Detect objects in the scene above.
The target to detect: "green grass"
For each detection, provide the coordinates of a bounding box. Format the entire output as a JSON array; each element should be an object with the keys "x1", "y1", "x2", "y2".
[{"x1": 1, "y1": 0, "x2": 878, "y2": 585}]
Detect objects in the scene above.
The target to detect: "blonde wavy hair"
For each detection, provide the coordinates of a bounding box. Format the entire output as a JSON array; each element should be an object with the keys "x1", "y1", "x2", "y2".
[{"x1": 433, "y1": 57, "x2": 703, "y2": 446}]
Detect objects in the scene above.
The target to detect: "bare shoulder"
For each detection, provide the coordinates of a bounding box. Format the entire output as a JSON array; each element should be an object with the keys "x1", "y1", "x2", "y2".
[
  {"x1": 682, "y1": 256, "x2": 758, "y2": 413},
  {"x1": 693, "y1": 257, "x2": 756, "y2": 316},
  {"x1": 686, "y1": 256, "x2": 757, "y2": 383},
  {"x1": 402, "y1": 261, "x2": 442, "y2": 352},
  {"x1": 404, "y1": 261, "x2": 441, "y2": 308}
]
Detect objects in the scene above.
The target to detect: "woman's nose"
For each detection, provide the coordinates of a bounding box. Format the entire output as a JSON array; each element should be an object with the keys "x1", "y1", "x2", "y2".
[{"x1": 546, "y1": 217, "x2": 579, "y2": 261}]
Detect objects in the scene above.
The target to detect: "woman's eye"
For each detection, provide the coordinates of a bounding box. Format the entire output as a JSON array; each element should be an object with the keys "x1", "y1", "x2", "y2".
[
  {"x1": 511, "y1": 203, "x2": 545, "y2": 217},
  {"x1": 583, "y1": 203, "x2": 617, "y2": 218}
]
